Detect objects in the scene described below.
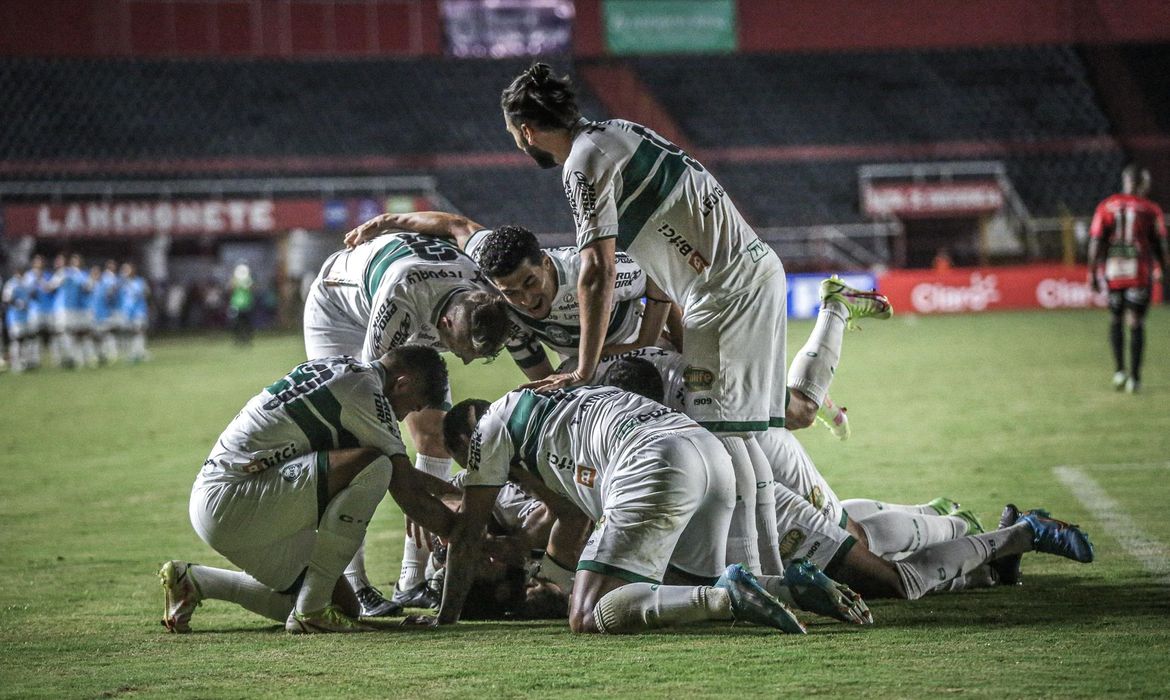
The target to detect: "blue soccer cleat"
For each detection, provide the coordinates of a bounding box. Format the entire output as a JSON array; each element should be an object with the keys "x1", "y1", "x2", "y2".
[
  {"x1": 782, "y1": 559, "x2": 872, "y2": 625},
  {"x1": 1020, "y1": 509, "x2": 1095, "y2": 563},
  {"x1": 715, "y1": 564, "x2": 806, "y2": 634}
]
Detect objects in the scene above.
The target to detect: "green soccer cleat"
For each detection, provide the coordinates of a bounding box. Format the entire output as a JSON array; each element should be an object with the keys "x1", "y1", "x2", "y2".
[
  {"x1": 715, "y1": 564, "x2": 806, "y2": 634},
  {"x1": 952, "y1": 509, "x2": 985, "y2": 535},
  {"x1": 159, "y1": 560, "x2": 202, "y2": 634},
  {"x1": 1020, "y1": 509, "x2": 1095, "y2": 563},
  {"x1": 927, "y1": 497, "x2": 962, "y2": 516},
  {"x1": 782, "y1": 559, "x2": 872, "y2": 625},
  {"x1": 819, "y1": 275, "x2": 893, "y2": 330},
  {"x1": 286, "y1": 604, "x2": 375, "y2": 634}
]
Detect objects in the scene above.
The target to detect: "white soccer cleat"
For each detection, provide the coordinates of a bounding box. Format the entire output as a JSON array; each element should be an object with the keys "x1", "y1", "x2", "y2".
[
  {"x1": 286, "y1": 604, "x2": 375, "y2": 633},
  {"x1": 819, "y1": 275, "x2": 893, "y2": 330},
  {"x1": 159, "y1": 560, "x2": 202, "y2": 633},
  {"x1": 1125, "y1": 377, "x2": 1140, "y2": 394}
]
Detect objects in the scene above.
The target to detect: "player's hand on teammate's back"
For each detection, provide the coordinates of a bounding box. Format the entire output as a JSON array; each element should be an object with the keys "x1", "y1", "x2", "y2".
[
  {"x1": 520, "y1": 370, "x2": 586, "y2": 393},
  {"x1": 344, "y1": 214, "x2": 396, "y2": 250}
]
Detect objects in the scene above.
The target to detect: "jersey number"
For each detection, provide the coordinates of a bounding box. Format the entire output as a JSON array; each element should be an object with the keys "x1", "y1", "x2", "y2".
[{"x1": 627, "y1": 124, "x2": 704, "y2": 173}]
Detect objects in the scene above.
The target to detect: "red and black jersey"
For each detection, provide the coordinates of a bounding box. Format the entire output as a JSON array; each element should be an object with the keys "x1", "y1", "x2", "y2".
[{"x1": 1089, "y1": 193, "x2": 1168, "y2": 290}]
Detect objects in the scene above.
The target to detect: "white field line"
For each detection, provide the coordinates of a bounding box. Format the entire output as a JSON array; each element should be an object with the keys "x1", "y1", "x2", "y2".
[{"x1": 1053, "y1": 464, "x2": 1170, "y2": 584}]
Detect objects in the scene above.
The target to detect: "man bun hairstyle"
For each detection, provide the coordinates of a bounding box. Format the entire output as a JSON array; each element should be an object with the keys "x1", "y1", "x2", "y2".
[
  {"x1": 443, "y1": 398, "x2": 492, "y2": 455},
  {"x1": 384, "y1": 344, "x2": 449, "y2": 409},
  {"x1": 601, "y1": 357, "x2": 666, "y2": 404},
  {"x1": 501, "y1": 63, "x2": 581, "y2": 131},
  {"x1": 477, "y1": 225, "x2": 543, "y2": 280}
]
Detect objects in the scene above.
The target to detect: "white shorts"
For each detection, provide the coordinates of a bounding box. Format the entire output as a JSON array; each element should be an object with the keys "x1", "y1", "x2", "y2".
[
  {"x1": 578, "y1": 429, "x2": 735, "y2": 583},
  {"x1": 303, "y1": 274, "x2": 366, "y2": 360},
  {"x1": 53, "y1": 309, "x2": 88, "y2": 333},
  {"x1": 680, "y1": 277, "x2": 788, "y2": 432},
  {"x1": 774, "y1": 482, "x2": 856, "y2": 570},
  {"x1": 189, "y1": 452, "x2": 328, "y2": 592},
  {"x1": 757, "y1": 428, "x2": 844, "y2": 528}
]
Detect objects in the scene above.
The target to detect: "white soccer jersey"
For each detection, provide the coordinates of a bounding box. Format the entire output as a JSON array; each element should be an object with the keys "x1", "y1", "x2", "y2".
[
  {"x1": 204, "y1": 356, "x2": 407, "y2": 478},
  {"x1": 312, "y1": 233, "x2": 492, "y2": 360},
  {"x1": 595, "y1": 346, "x2": 688, "y2": 411},
  {"x1": 462, "y1": 386, "x2": 697, "y2": 519},
  {"x1": 563, "y1": 119, "x2": 781, "y2": 309},
  {"x1": 465, "y1": 229, "x2": 645, "y2": 368}
]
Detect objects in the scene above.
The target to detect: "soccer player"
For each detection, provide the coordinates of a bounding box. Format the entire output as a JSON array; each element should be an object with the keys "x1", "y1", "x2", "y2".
[
  {"x1": 3, "y1": 265, "x2": 31, "y2": 373},
  {"x1": 89, "y1": 262, "x2": 120, "y2": 364},
  {"x1": 159, "y1": 346, "x2": 458, "y2": 633},
  {"x1": 303, "y1": 232, "x2": 512, "y2": 614},
  {"x1": 22, "y1": 255, "x2": 52, "y2": 369},
  {"x1": 500, "y1": 64, "x2": 890, "y2": 577},
  {"x1": 600, "y1": 355, "x2": 1096, "y2": 600},
  {"x1": 117, "y1": 262, "x2": 150, "y2": 363},
  {"x1": 1088, "y1": 164, "x2": 1168, "y2": 393},
  {"x1": 429, "y1": 388, "x2": 872, "y2": 635}
]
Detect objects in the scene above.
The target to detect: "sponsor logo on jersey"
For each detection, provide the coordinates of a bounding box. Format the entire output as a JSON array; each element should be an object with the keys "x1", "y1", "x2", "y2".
[
  {"x1": 807, "y1": 486, "x2": 825, "y2": 512},
  {"x1": 614, "y1": 269, "x2": 641, "y2": 290},
  {"x1": 779, "y1": 529, "x2": 806, "y2": 558},
  {"x1": 374, "y1": 394, "x2": 401, "y2": 437},
  {"x1": 373, "y1": 300, "x2": 398, "y2": 334},
  {"x1": 405, "y1": 268, "x2": 464, "y2": 285},
  {"x1": 467, "y1": 429, "x2": 483, "y2": 470},
  {"x1": 575, "y1": 465, "x2": 597, "y2": 488},
  {"x1": 546, "y1": 452, "x2": 576, "y2": 472},
  {"x1": 746, "y1": 239, "x2": 769, "y2": 263},
  {"x1": 700, "y1": 185, "x2": 725, "y2": 217},
  {"x1": 683, "y1": 366, "x2": 715, "y2": 391},
  {"x1": 566, "y1": 171, "x2": 598, "y2": 228},
  {"x1": 241, "y1": 443, "x2": 301, "y2": 474},
  {"x1": 656, "y1": 223, "x2": 709, "y2": 273}
]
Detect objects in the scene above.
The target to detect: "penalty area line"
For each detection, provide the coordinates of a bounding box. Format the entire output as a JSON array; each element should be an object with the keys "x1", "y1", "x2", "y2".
[{"x1": 1054, "y1": 465, "x2": 1170, "y2": 585}]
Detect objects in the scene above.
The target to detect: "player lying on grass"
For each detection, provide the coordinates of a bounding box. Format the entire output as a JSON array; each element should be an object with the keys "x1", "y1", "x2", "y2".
[
  {"x1": 303, "y1": 232, "x2": 512, "y2": 616},
  {"x1": 602, "y1": 356, "x2": 1096, "y2": 600},
  {"x1": 159, "y1": 346, "x2": 458, "y2": 633},
  {"x1": 426, "y1": 387, "x2": 872, "y2": 635}
]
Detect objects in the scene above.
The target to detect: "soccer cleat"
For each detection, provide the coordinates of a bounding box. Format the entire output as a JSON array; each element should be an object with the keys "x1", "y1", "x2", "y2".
[
  {"x1": 816, "y1": 398, "x2": 850, "y2": 441},
  {"x1": 286, "y1": 604, "x2": 375, "y2": 633},
  {"x1": 355, "y1": 585, "x2": 402, "y2": 618},
  {"x1": 819, "y1": 275, "x2": 893, "y2": 330},
  {"x1": 159, "y1": 560, "x2": 202, "y2": 633},
  {"x1": 781, "y1": 559, "x2": 872, "y2": 625},
  {"x1": 1125, "y1": 377, "x2": 1140, "y2": 394},
  {"x1": 952, "y1": 509, "x2": 985, "y2": 535},
  {"x1": 1020, "y1": 509, "x2": 1094, "y2": 563},
  {"x1": 927, "y1": 497, "x2": 962, "y2": 516},
  {"x1": 1112, "y1": 371, "x2": 1128, "y2": 391},
  {"x1": 715, "y1": 564, "x2": 806, "y2": 634},
  {"x1": 991, "y1": 504, "x2": 1023, "y2": 586},
  {"x1": 391, "y1": 581, "x2": 440, "y2": 610}
]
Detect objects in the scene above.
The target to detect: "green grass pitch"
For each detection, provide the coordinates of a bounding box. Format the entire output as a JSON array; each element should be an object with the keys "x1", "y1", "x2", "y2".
[{"x1": 2, "y1": 308, "x2": 1169, "y2": 698}]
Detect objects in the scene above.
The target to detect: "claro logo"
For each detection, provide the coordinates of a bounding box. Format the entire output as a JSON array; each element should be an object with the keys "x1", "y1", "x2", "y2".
[
  {"x1": 1036, "y1": 278, "x2": 1106, "y2": 309},
  {"x1": 910, "y1": 273, "x2": 1000, "y2": 313}
]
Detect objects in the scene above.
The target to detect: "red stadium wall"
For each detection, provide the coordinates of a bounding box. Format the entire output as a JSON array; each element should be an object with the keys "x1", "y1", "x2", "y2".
[{"x1": 2, "y1": 0, "x2": 1169, "y2": 59}]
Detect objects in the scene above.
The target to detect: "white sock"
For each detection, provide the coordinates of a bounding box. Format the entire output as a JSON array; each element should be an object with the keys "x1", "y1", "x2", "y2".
[
  {"x1": 80, "y1": 335, "x2": 97, "y2": 366},
  {"x1": 101, "y1": 332, "x2": 118, "y2": 362},
  {"x1": 593, "y1": 583, "x2": 732, "y2": 633},
  {"x1": 296, "y1": 456, "x2": 392, "y2": 613},
  {"x1": 746, "y1": 436, "x2": 782, "y2": 575},
  {"x1": 786, "y1": 300, "x2": 847, "y2": 406},
  {"x1": 841, "y1": 498, "x2": 938, "y2": 520},
  {"x1": 189, "y1": 565, "x2": 294, "y2": 622},
  {"x1": 132, "y1": 331, "x2": 146, "y2": 360},
  {"x1": 856, "y1": 511, "x2": 967, "y2": 557},
  {"x1": 893, "y1": 523, "x2": 1031, "y2": 600},
  {"x1": 395, "y1": 454, "x2": 451, "y2": 590},
  {"x1": 931, "y1": 564, "x2": 996, "y2": 593},
  {"x1": 343, "y1": 542, "x2": 371, "y2": 591},
  {"x1": 718, "y1": 434, "x2": 762, "y2": 575}
]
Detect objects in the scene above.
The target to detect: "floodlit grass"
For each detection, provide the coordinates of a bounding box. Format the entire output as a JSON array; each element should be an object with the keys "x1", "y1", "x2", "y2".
[{"x1": 2, "y1": 308, "x2": 1169, "y2": 698}]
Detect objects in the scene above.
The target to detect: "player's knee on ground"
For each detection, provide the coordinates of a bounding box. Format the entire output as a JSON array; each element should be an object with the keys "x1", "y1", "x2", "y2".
[
  {"x1": 785, "y1": 389, "x2": 817, "y2": 430},
  {"x1": 326, "y1": 447, "x2": 387, "y2": 499}
]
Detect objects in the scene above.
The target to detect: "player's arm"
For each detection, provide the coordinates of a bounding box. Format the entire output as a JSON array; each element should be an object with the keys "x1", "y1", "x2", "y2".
[
  {"x1": 601, "y1": 277, "x2": 672, "y2": 356},
  {"x1": 387, "y1": 455, "x2": 458, "y2": 539},
  {"x1": 1087, "y1": 200, "x2": 1114, "y2": 292},
  {"x1": 344, "y1": 211, "x2": 484, "y2": 250},
  {"x1": 434, "y1": 485, "x2": 500, "y2": 624},
  {"x1": 505, "y1": 324, "x2": 554, "y2": 381},
  {"x1": 1154, "y1": 205, "x2": 1169, "y2": 274}
]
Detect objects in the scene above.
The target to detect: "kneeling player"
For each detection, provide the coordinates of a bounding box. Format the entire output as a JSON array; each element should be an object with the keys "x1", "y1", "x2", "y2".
[
  {"x1": 430, "y1": 388, "x2": 870, "y2": 634},
  {"x1": 159, "y1": 346, "x2": 457, "y2": 633}
]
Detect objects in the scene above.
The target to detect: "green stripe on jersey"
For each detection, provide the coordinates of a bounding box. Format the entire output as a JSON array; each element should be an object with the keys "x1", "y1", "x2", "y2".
[
  {"x1": 505, "y1": 390, "x2": 554, "y2": 473},
  {"x1": 305, "y1": 387, "x2": 361, "y2": 449},
  {"x1": 697, "y1": 420, "x2": 770, "y2": 432},
  {"x1": 616, "y1": 140, "x2": 663, "y2": 210},
  {"x1": 616, "y1": 151, "x2": 687, "y2": 251},
  {"x1": 286, "y1": 398, "x2": 335, "y2": 452},
  {"x1": 363, "y1": 240, "x2": 412, "y2": 300}
]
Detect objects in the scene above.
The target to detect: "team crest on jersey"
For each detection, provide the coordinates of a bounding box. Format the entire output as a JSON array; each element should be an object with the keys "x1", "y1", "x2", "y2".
[
  {"x1": 543, "y1": 324, "x2": 574, "y2": 347},
  {"x1": 807, "y1": 486, "x2": 825, "y2": 511},
  {"x1": 779, "y1": 529, "x2": 806, "y2": 558},
  {"x1": 280, "y1": 464, "x2": 302, "y2": 482},
  {"x1": 683, "y1": 366, "x2": 715, "y2": 391},
  {"x1": 566, "y1": 171, "x2": 598, "y2": 227}
]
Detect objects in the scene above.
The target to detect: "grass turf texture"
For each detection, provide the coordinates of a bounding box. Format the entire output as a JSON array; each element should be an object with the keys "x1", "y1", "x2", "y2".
[{"x1": 2, "y1": 308, "x2": 1169, "y2": 698}]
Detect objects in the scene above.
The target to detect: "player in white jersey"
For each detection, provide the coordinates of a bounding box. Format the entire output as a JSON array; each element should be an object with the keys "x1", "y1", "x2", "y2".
[
  {"x1": 304, "y1": 231, "x2": 512, "y2": 614},
  {"x1": 500, "y1": 64, "x2": 891, "y2": 578},
  {"x1": 159, "y1": 346, "x2": 459, "y2": 633},
  {"x1": 426, "y1": 388, "x2": 874, "y2": 635},
  {"x1": 343, "y1": 211, "x2": 673, "y2": 380},
  {"x1": 599, "y1": 354, "x2": 1097, "y2": 601}
]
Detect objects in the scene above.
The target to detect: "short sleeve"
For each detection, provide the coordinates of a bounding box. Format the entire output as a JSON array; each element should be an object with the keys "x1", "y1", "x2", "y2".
[
  {"x1": 564, "y1": 148, "x2": 619, "y2": 250},
  {"x1": 362, "y1": 286, "x2": 417, "y2": 362},
  {"x1": 612, "y1": 252, "x2": 647, "y2": 302},
  {"x1": 461, "y1": 408, "x2": 514, "y2": 488},
  {"x1": 1089, "y1": 200, "x2": 1112, "y2": 240},
  {"x1": 337, "y1": 372, "x2": 409, "y2": 460},
  {"x1": 463, "y1": 228, "x2": 493, "y2": 264}
]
